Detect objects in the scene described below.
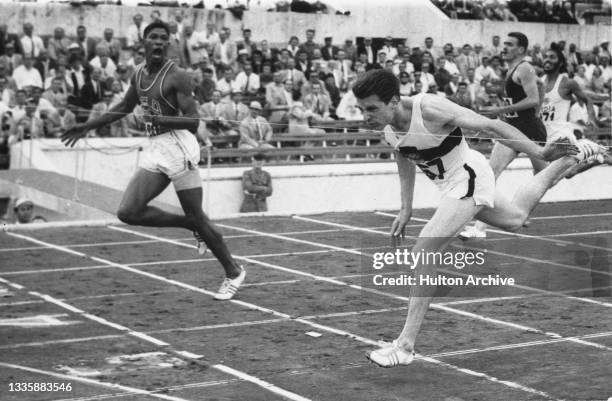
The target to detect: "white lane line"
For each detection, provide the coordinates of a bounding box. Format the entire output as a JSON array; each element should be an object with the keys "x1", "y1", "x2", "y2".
[
  {"x1": 0, "y1": 250, "x2": 337, "y2": 276},
  {"x1": 2, "y1": 235, "x2": 313, "y2": 401},
  {"x1": 376, "y1": 211, "x2": 612, "y2": 255},
  {"x1": 218, "y1": 218, "x2": 612, "y2": 350},
  {"x1": 375, "y1": 211, "x2": 612, "y2": 275},
  {"x1": 0, "y1": 227, "x2": 393, "y2": 253},
  {"x1": 104, "y1": 228, "x2": 569, "y2": 398},
  {"x1": 530, "y1": 212, "x2": 612, "y2": 220},
  {"x1": 0, "y1": 362, "x2": 191, "y2": 401},
  {"x1": 212, "y1": 364, "x2": 311, "y2": 401}
]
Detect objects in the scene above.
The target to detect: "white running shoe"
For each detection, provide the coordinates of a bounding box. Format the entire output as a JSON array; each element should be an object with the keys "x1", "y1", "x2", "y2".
[
  {"x1": 458, "y1": 225, "x2": 487, "y2": 239},
  {"x1": 367, "y1": 340, "x2": 415, "y2": 368},
  {"x1": 575, "y1": 139, "x2": 607, "y2": 162},
  {"x1": 193, "y1": 231, "x2": 207, "y2": 256},
  {"x1": 213, "y1": 267, "x2": 246, "y2": 301}
]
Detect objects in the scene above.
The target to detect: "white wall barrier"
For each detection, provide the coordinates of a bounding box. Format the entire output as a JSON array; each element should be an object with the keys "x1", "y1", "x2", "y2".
[{"x1": 9, "y1": 138, "x2": 612, "y2": 218}]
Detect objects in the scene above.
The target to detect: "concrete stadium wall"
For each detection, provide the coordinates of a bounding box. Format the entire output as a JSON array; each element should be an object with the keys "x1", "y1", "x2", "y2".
[
  {"x1": 10, "y1": 138, "x2": 612, "y2": 219},
  {"x1": 1, "y1": 2, "x2": 609, "y2": 49}
]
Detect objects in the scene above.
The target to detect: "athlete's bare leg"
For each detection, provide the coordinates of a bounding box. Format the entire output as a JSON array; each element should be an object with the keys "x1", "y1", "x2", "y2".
[
  {"x1": 117, "y1": 168, "x2": 242, "y2": 278},
  {"x1": 476, "y1": 155, "x2": 577, "y2": 230},
  {"x1": 395, "y1": 196, "x2": 484, "y2": 352},
  {"x1": 472, "y1": 142, "x2": 518, "y2": 233},
  {"x1": 177, "y1": 187, "x2": 242, "y2": 278}
]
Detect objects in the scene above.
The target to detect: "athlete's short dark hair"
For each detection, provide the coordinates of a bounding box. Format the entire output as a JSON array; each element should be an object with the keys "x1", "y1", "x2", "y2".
[
  {"x1": 508, "y1": 32, "x2": 528, "y2": 53},
  {"x1": 548, "y1": 43, "x2": 567, "y2": 73},
  {"x1": 352, "y1": 69, "x2": 399, "y2": 104},
  {"x1": 144, "y1": 21, "x2": 170, "y2": 39}
]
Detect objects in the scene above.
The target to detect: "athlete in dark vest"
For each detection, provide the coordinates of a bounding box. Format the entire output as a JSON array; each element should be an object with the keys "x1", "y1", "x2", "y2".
[
  {"x1": 461, "y1": 32, "x2": 547, "y2": 239},
  {"x1": 62, "y1": 21, "x2": 246, "y2": 300}
]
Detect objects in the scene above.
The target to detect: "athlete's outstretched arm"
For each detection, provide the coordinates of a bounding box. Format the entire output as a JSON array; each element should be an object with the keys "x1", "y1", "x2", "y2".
[
  {"x1": 481, "y1": 62, "x2": 540, "y2": 118},
  {"x1": 391, "y1": 151, "x2": 416, "y2": 240},
  {"x1": 152, "y1": 69, "x2": 199, "y2": 133},
  {"x1": 568, "y1": 78, "x2": 598, "y2": 126},
  {"x1": 61, "y1": 83, "x2": 139, "y2": 147},
  {"x1": 428, "y1": 95, "x2": 578, "y2": 161}
]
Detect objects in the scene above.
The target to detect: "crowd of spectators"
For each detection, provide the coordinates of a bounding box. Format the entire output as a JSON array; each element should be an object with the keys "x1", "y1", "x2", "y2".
[
  {"x1": 0, "y1": 9, "x2": 611, "y2": 165},
  {"x1": 432, "y1": 0, "x2": 610, "y2": 24}
]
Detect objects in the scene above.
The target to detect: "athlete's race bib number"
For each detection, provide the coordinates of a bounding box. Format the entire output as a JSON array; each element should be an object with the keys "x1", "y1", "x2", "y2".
[
  {"x1": 539, "y1": 105, "x2": 556, "y2": 122},
  {"x1": 501, "y1": 97, "x2": 518, "y2": 118},
  {"x1": 417, "y1": 158, "x2": 445, "y2": 180}
]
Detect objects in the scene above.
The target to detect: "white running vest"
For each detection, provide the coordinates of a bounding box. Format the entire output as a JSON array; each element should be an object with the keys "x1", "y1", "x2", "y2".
[{"x1": 540, "y1": 73, "x2": 571, "y2": 124}]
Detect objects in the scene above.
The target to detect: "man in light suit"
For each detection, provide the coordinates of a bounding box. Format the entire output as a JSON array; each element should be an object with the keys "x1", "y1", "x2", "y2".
[
  {"x1": 47, "y1": 27, "x2": 71, "y2": 63},
  {"x1": 97, "y1": 28, "x2": 122, "y2": 64},
  {"x1": 73, "y1": 25, "x2": 97, "y2": 61},
  {"x1": 213, "y1": 29, "x2": 237, "y2": 70}
]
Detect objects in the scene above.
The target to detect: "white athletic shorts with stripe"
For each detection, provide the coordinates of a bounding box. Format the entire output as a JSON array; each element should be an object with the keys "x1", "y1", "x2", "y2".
[
  {"x1": 545, "y1": 121, "x2": 580, "y2": 145},
  {"x1": 435, "y1": 149, "x2": 495, "y2": 208},
  {"x1": 140, "y1": 129, "x2": 202, "y2": 190}
]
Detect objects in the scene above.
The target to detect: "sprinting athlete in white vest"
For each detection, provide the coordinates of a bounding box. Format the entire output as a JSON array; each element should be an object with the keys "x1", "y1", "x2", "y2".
[{"x1": 351, "y1": 69, "x2": 605, "y2": 367}]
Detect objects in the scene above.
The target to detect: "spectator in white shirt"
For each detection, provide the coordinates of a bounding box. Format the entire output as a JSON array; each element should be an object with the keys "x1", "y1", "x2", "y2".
[
  {"x1": 234, "y1": 62, "x2": 260, "y2": 99},
  {"x1": 10, "y1": 90, "x2": 27, "y2": 122},
  {"x1": 442, "y1": 51, "x2": 460, "y2": 76},
  {"x1": 12, "y1": 56, "x2": 43, "y2": 90},
  {"x1": 381, "y1": 36, "x2": 398, "y2": 61},
  {"x1": 216, "y1": 67, "x2": 237, "y2": 100},
  {"x1": 125, "y1": 14, "x2": 145, "y2": 49},
  {"x1": 89, "y1": 45, "x2": 117, "y2": 81},
  {"x1": 474, "y1": 56, "x2": 494, "y2": 84},
  {"x1": 20, "y1": 23, "x2": 44, "y2": 58}
]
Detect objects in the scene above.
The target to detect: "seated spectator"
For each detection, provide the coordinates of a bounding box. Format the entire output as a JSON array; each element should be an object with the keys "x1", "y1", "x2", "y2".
[
  {"x1": 449, "y1": 81, "x2": 473, "y2": 109},
  {"x1": 12, "y1": 55, "x2": 42, "y2": 90},
  {"x1": 590, "y1": 67, "x2": 607, "y2": 95},
  {"x1": 282, "y1": 58, "x2": 306, "y2": 90},
  {"x1": 410, "y1": 81, "x2": 424, "y2": 95},
  {"x1": 288, "y1": 101, "x2": 325, "y2": 135},
  {"x1": 198, "y1": 89, "x2": 225, "y2": 138},
  {"x1": 234, "y1": 62, "x2": 260, "y2": 101},
  {"x1": 0, "y1": 77, "x2": 15, "y2": 108},
  {"x1": 259, "y1": 63, "x2": 274, "y2": 92},
  {"x1": 321, "y1": 36, "x2": 339, "y2": 61},
  {"x1": 238, "y1": 101, "x2": 274, "y2": 150},
  {"x1": 489, "y1": 56, "x2": 505, "y2": 82},
  {"x1": 67, "y1": 54, "x2": 88, "y2": 98},
  {"x1": 240, "y1": 153, "x2": 273, "y2": 213},
  {"x1": 13, "y1": 97, "x2": 44, "y2": 139},
  {"x1": 444, "y1": 73, "x2": 461, "y2": 96},
  {"x1": 98, "y1": 28, "x2": 122, "y2": 64},
  {"x1": 34, "y1": 50, "x2": 56, "y2": 84},
  {"x1": 45, "y1": 99, "x2": 76, "y2": 138},
  {"x1": 194, "y1": 67, "x2": 216, "y2": 105},
  {"x1": 30, "y1": 86, "x2": 55, "y2": 117},
  {"x1": 89, "y1": 46, "x2": 117, "y2": 81},
  {"x1": 323, "y1": 73, "x2": 341, "y2": 114},
  {"x1": 10, "y1": 198, "x2": 46, "y2": 224},
  {"x1": 259, "y1": 40, "x2": 278, "y2": 66},
  {"x1": 220, "y1": 90, "x2": 249, "y2": 132},
  {"x1": 106, "y1": 80, "x2": 123, "y2": 108},
  {"x1": 598, "y1": 55, "x2": 612, "y2": 87},
  {"x1": 20, "y1": 22, "x2": 44, "y2": 58},
  {"x1": 238, "y1": 28, "x2": 257, "y2": 58},
  {"x1": 115, "y1": 64, "x2": 131, "y2": 96},
  {"x1": 398, "y1": 71, "x2": 414, "y2": 96},
  {"x1": 213, "y1": 29, "x2": 237, "y2": 70},
  {"x1": 79, "y1": 67, "x2": 106, "y2": 110},
  {"x1": 1, "y1": 43, "x2": 22, "y2": 76},
  {"x1": 434, "y1": 57, "x2": 452, "y2": 88},
  {"x1": 265, "y1": 74, "x2": 292, "y2": 127},
  {"x1": 336, "y1": 87, "x2": 363, "y2": 120},
  {"x1": 125, "y1": 13, "x2": 145, "y2": 50},
  {"x1": 46, "y1": 27, "x2": 70, "y2": 63},
  {"x1": 302, "y1": 81, "x2": 332, "y2": 122},
  {"x1": 597, "y1": 93, "x2": 611, "y2": 128},
  {"x1": 72, "y1": 25, "x2": 97, "y2": 61},
  {"x1": 216, "y1": 67, "x2": 237, "y2": 100},
  {"x1": 0, "y1": 112, "x2": 12, "y2": 169},
  {"x1": 574, "y1": 65, "x2": 589, "y2": 90},
  {"x1": 89, "y1": 90, "x2": 126, "y2": 137},
  {"x1": 10, "y1": 89, "x2": 27, "y2": 121},
  {"x1": 126, "y1": 46, "x2": 146, "y2": 75}
]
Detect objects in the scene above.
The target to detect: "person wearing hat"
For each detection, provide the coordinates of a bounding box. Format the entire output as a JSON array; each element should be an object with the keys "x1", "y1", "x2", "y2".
[
  {"x1": 238, "y1": 101, "x2": 274, "y2": 149},
  {"x1": 11, "y1": 197, "x2": 46, "y2": 224},
  {"x1": 240, "y1": 153, "x2": 272, "y2": 213}
]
